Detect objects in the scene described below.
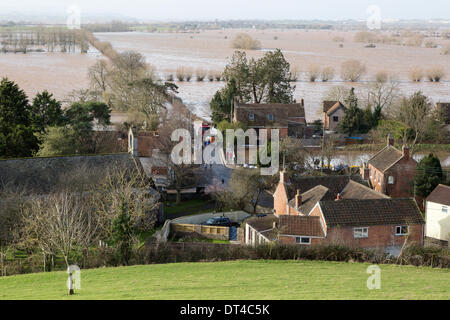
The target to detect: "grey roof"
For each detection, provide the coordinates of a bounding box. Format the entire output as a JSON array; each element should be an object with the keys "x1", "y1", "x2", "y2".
[
  {"x1": 245, "y1": 214, "x2": 278, "y2": 232},
  {"x1": 286, "y1": 175, "x2": 366, "y2": 201},
  {"x1": 288, "y1": 185, "x2": 329, "y2": 215},
  {"x1": 279, "y1": 215, "x2": 325, "y2": 237},
  {"x1": 368, "y1": 145, "x2": 403, "y2": 172},
  {"x1": 318, "y1": 198, "x2": 424, "y2": 228},
  {"x1": 426, "y1": 184, "x2": 450, "y2": 206},
  {"x1": 340, "y1": 180, "x2": 389, "y2": 200}
]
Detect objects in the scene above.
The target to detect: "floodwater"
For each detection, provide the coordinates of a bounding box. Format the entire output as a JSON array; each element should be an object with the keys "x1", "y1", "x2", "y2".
[
  {"x1": 323, "y1": 151, "x2": 450, "y2": 168},
  {"x1": 95, "y1": 31, "x2": 450, "y2": 122}
]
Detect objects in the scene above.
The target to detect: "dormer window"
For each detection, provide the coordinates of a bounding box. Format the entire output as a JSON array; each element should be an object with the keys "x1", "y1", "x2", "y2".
[
  {"x1": 268, "y1": 113, "x2": 274, "y2": 121},
  {"x1": 249, "y1": 113, "x2": 255, "y2": 121}
]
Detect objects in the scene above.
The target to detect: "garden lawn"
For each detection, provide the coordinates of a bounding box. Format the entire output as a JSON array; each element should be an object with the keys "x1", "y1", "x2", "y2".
[{"x1": 0, "y1": 260, "x2": 449, "y2": 300}]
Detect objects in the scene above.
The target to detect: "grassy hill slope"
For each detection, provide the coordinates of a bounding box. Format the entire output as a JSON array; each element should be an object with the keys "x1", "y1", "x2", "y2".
[{"x1": 0, "y1": 260, "x2": 449, "y2": 300}]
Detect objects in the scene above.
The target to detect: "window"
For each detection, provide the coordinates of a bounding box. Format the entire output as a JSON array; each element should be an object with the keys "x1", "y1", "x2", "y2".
[
  {"x1": 442, "y1": 206, "x2": 448, "y2": 214},
  {"x1": 295, "y1": 237, "x2": 311, "y2": 245},
  {"x1": 267, "y1": 113, "x2": 274, "y2": 121},
  {"x1": 388, "y1": 176, "x2": 394, "y2": 184},
  {"x1": 333, "y1": 116, "x2": 339, "y2": 122},
  {"x1": 249, "y1": 113, "x2": 254, "y2": 121},
  {"x1": 354, "y1": 227, "x2": 369, "y2": 239},
  {"x1": 395, "y1": 226, "x2": 409, "y2": 236}
]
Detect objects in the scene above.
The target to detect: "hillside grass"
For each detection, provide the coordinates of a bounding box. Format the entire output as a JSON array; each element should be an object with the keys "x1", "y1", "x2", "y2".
[{"x1": 1, "y1": 260, "x2": 448, "y2": 300}]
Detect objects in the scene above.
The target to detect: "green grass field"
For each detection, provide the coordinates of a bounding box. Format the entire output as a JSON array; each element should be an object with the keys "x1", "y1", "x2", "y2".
[{"x1": 0, "y1": 260, "x2": 448, "y2": 300}]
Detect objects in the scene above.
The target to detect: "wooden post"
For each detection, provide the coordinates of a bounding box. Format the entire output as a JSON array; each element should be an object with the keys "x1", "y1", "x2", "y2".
[{"x1": 68, "y1": 272, "x2": 74, "y2": 295}]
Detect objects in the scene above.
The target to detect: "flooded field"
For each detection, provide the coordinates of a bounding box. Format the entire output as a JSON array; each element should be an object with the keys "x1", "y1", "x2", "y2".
[
  {"x1": 326, "y1": 151, "x2": 450, "y2": 168},
  {"x1": 1, "y1": 29, "x2": 449, "y2": 122},
  {"x1": 95, "y1": 30, "x2": 450, "y2": 121}
]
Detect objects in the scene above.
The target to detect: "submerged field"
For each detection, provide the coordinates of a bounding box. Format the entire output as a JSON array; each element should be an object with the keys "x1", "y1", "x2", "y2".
[
  {"x1": 1, "y1": 29, "x2": 449, "y2": 121},
  {"x1": 0, "y1": 260, "x2": 449, "y2": 300}
]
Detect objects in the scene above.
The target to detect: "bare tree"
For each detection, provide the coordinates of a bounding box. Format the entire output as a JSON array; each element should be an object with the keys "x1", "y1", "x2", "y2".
[
  {"x1": 388, "y1": 92, "x2": 432, "y2": 154},
  {"x1": 22, "y1": 193, "x2": 97, "y2": 268},
  {"x1": 321, "y1": 67, "x2": 335, "y2": 82},
  {"x1": 307, "y1": 64, "x2": 320, "y2": 82},
  {"x1": 341, "y1": 60, "x2": 367, "y2": 82},
  {"x1": 88, "y1": 59, "x2": 109, "y2": 94},
  {"x1": 158, "y1": 102, "x2": 198, "y2": 204}
]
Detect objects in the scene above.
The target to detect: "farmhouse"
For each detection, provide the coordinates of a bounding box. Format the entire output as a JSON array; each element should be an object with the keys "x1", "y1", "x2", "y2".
[
  {"x1": 323, "y1": 101, "x2": 345, "y2": 132},
  {"x1": 362, "y1": 134, "x2": 417, "y2": 198},
  {"x1": 233, "y1": 99, "x2": 306, "y2": 139},
  {"x1": 425, "y1": 184, "x2": 450, "y2": 244}
]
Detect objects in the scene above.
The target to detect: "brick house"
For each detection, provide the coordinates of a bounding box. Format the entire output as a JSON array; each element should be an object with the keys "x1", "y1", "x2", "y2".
[
  {"x1": 245, "y1": 170, "x2": 424, "y2": 251},
  {"x1": 425, "y1": 184, "x2": 450, "y2": 243},
  {"x1": 128, "y1": 127, "x2": 171, "y2": 187},
  {"x1": 323, "y1": 101, "x2": 345, "y2": 132},
  {"x1": 233, "y1": 99, "x2": 306, "y2": 139},
  {"x1": 363, "y1": 135, "x2": 417, "y2": 198},
  {"x1": 273, "y1": 170, "x2": 387, "y2": 217}
]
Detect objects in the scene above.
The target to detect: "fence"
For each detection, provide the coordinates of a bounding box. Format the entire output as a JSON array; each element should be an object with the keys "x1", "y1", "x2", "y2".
[{"x1": 171, "y1": 223, "x2": 229, "y2": 240}]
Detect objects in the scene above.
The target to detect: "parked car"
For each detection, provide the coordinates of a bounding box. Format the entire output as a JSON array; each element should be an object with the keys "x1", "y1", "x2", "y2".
[{"x1": 203, "y1": 217, "x2": 238, "y2": 227}]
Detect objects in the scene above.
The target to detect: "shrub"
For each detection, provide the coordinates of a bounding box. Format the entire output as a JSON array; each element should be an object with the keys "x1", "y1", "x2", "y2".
[
  {"x1": 196, "y1": 68, "x2": 206, "y2": 81},
  {"x1": 424, "y1": 40, "x2": 438, "y2": 48},
  {"x1": 184, "y1": 68, "x2": 193, "y2": 82},
  {"x1": 176, "y1": 67, "x2": 186, "y2": 81},
  {"x1": 374, "y1": 70, "x2": 389, "y2": 83},
  {"x1": 231, "y1": 33, "x2": 261, "y2": 50},
  {"x1": 340, "y1": 60, "x2": 367, "y2": 82},
  {"x1": 409, "y1": 67, "x2": 424, "y2": 82},
  {"x1": 166, "y1": 73, "x2": 174, "y2": 82},
  {"x1": 213, "y1": 71, "x2": 222, "y2": 81},
  {"x1": 405, "y1": 35, "x2": 424, "y2": 47},
  {"x1": 354, "y1": 31, "x2": 378, "y2": 43},
  {"x1": 441, "y1": 44, "x2": 450, "y2": 55},
  {"x1": 307, "y1": 64, "x2": 320, "y2": 82},
  {"x1": 427, "y1": 66, "x2": 445, "y2": 82},
  {"x1": 321, "y1": 67, "x2": 335, "y2": 82},
  {"x1": 332, "y1": 36, "x2": 345, "y2": 43}
]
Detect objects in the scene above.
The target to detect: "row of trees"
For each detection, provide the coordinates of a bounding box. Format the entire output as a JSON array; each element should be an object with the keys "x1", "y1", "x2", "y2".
[
  {"x1": 0, "y1": 78, "x2": 112, "y2": 158},
  {"x1": 0, "y1": 166, "x2": 158, "y2": 274},
  {"x1": 210, "y1": 50, "x2": 295, "y2": 123},
  {"x1": 0, "y1": 28, "x2": 89, "y2": 54}
]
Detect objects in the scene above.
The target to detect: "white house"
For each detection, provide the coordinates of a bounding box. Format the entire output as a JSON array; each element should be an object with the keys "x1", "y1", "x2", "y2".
[{"x1": 425, "y1": 184, "x2": 450, "y2": 243}]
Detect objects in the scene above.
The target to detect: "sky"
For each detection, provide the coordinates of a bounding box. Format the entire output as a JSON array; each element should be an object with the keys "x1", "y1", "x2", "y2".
[{"x1": 1, "y1": 0, "x2": 449, "y2": 21}]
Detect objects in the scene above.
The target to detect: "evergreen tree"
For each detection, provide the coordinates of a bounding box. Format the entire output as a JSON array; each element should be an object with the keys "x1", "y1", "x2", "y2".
[
  {"x1": 210, "y1": 79, "x2": 238, "y2": 123},
  {"x1": 413, "y1": 153, "x2": 443, "y2": 198},
  {"x1": 0, "y1": 78, "x2": 38, "y2": 158},
  {"x1": 111, "y1": 198, "x2": 134, "y2": 266},
  {"x1": 30, "y1": 90, "x2": 64, "y2": 133},
  {"x1": 339, "y1": 87, "x2": 364, "y2": 135}
]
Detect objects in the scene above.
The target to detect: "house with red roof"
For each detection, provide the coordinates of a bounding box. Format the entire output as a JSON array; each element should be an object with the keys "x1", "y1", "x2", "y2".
[
  {"x1": 244, "y1": 169, "x2": 424, "y2": 251},
  {"x1": 362, "y1": 134, "x2": 417, "y2": 198}
]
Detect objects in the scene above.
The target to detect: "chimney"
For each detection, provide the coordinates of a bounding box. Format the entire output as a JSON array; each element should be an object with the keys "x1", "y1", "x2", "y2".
[
  {"x1": 280, "y1": 169, "x2": 289, "y2": 184},
  {"x1": 387, "y1": 133, "x2": 394, "y2": 147},
  {"x1": 336, "y1": 193, "x2": 342, "y2": 201},
  {"x1": 402, "y1": 145, "x2": 410, "y2": 160},
  {"x1": 300, "y1": 98, "x2": 304, "y2": 106},
  {"x1": 360, "y1": 162, "x2": 370, "y2": 180},
  {"x1": 295, "y1": 189, "x2": 302, "y2": 208}
]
